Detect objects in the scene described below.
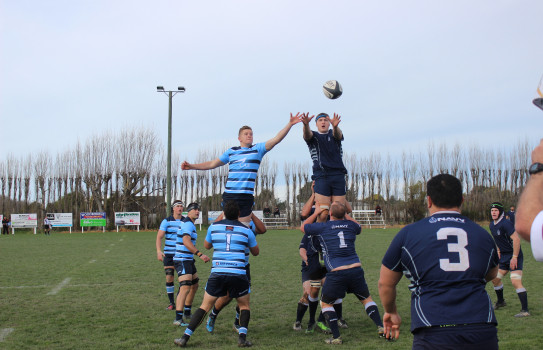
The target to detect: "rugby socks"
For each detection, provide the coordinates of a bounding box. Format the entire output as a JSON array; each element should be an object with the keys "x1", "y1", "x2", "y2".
[
  {"x1": 239, "y1": 309, "x2": 250, "y2": 338},
  {"x1": 296, "y1": 301, "x2": 309, "y2": 323},
  {"x1": 516, "y1": 288, "x2": 529, "y2": 311},
  {"x1": 364, "y1": 301, "x2": 383, "y2": 327},
  {"x1": 176, "y1": 310, "x2": 184, "y2": 321},
  {"x1": 166, "y1": 282, "x2": 175, "y2": 304},
  {"x1": 184, "y1": 305, "x2": 192, "y2": 318},
  {"x1": 317, "y1": 310, "x2": 326, "y2": 323},
  {"x1": 234, "y1": 305, "x2": 241, "y2": 327},
  {"x1": 322, "y1": 307, "x2": 340, "y2": 339},
  {"x1": 209, "y1": 306, "x2": 221, "y2": 319},
  {"x1": 308, "y1": 296, "x2": 319, "y2": 324},
  {"x1": 494, "y1": 284, "x2": 505, "y2": 303},
  {"x1": 333, "y1": 299, "x2": 343, "y2": 319},
  {"x1": 181, "y1": 307, "x2": 207, "y2": 343}
]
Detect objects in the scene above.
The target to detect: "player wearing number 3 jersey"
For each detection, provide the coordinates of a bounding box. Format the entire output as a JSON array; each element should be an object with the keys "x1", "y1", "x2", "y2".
[{"x1": 379, "y1": 174, "x2": 499, "y2": 349}]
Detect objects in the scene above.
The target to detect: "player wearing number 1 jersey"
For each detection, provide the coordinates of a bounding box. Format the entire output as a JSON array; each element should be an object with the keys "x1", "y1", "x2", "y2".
[{"x1": 379, "y1": 174, "x2": 499, "y2": 349}]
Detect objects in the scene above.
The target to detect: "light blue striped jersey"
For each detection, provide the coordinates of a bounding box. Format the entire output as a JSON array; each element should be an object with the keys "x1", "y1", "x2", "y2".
[
  {"x1": 219, "y1": 142, "x2": 268, "y2": 195},
  {"x1": 159, "y1": 216, "x2": 185, "y2": 255},
  {"x1": 205, "y1": 219, "x2": 257, "y2": 275},
  {"x1": 174, "y1": 217, "x2": 198, "y2": 261}
]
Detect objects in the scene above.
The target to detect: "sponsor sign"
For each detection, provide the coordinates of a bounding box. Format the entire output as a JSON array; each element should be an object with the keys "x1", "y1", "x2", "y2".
[
  {"x1": 80, "y1": 212, "x2": 106, "y2": 227},
  {"x1": 47, "y1": 213, "x2": 73, "y2": 227},
  {"x1": 114, "y1": 212, "x2": 141, "y2": 226},
  {"x1": 11, "y1": 214, "x2": 38, "y2": 228},
  {"x1": 207, "y1": 211, "x2": 222, "y2": 224}
]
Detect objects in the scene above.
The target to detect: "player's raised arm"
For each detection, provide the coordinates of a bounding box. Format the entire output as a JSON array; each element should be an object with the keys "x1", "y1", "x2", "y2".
[
  {"x1": 300, "y1": 206, "x2": 321, "y2": 233},
  {"x1": 330, "y1": 113, "x2": 343, "y2": 140},
  {"x1": 264, "y1": 113, "x2": 303, "y2": 151},
  {"x1": 301, "y1": 112, "x2": 314, "y2": 142},
  {"x1": 182, "y1": 158, "x2": 224, "y2": 171}
]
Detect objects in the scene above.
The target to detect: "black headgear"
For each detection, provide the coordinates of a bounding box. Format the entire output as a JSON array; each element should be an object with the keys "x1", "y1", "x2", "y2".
[
  {"x1": 490, "y1": 202, "x2": 504, "y2": 217},
  {"x1": 172, "y1": 200, "x2": 184, "y2": 209},
  {"x1": 186, "y1": 202, "x2": 200, "y2": 213}
]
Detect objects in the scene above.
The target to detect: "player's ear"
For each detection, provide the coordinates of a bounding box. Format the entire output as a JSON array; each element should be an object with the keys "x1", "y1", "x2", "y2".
[{"x1": 426, "y1": 196, "x2": 433, "y2": 209}]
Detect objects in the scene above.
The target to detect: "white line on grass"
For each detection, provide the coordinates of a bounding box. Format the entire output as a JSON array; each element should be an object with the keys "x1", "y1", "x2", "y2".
[
  {"x1": 0, "y1": 328, "x2": 14, "y2": 342},
  {"x1": 47, "y1": 277, "x2": 71, "y2": 295},
  {"x1": 89, "y1": 259, "x2": 96, "y2": 263},
  {"x1": 105, "y1": 250, "x2": 110, "y2": 253}
]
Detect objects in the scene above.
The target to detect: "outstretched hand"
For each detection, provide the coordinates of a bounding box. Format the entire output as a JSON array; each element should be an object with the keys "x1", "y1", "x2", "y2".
[
  {"x1": 290, "y1": 112, "x2": 304, "y2": 125},
  {"x1": 330, "y1": 113, "x2": 342, "y2": 128},
  {"x1": 181, "y1": 161, "x2": 191, "y2": 170},
  {"x1": 301, "y1": 112, "x2": 314, "y2": 125}
]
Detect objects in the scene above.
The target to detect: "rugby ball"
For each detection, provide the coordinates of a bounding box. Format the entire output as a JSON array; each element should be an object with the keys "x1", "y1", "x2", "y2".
[{"x1": 323, "y1": 80, "x2": 343, "y2": 99}]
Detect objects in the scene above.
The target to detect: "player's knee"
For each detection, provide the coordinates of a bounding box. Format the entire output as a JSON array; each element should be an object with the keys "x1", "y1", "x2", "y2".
[
  {"x1": 299, "y1": 296, "x2": 309, "y2": 304},
  {"x1": 310, "y1": 280, "x2": 322, "y2": 288},
  {"x1": 495, "y1": 271, "x2": 504, "y2": 280},
  {"x1": 510, "y1": 272, "x2": 522, "y2": 280},
  {"x1": 179, "y1": 280, "x2": 193, "y2": 287},
  {"x1": 165, "y1": 268, "x2": 175, "y2": 276}
]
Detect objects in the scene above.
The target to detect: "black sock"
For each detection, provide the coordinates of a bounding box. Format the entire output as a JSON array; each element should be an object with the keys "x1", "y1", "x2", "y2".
[
  {"x1": 176, "y1": 310, "x2": 184, "y2": 321},
  {"x1": 517, "y1": 291, "x2": 529, "y2": 311},
  {"x1": 317, "y1": 311, "x2": 325, "y2": 323},
  {"x1": 234, "y1": 305, "x2": 240, "y2": 326},
  {"x1": 184, "y1": 305, "x2": 192, "y2": 317},
  {"x1": 210, "y1": 306, "x2": 220, "y2": 318},
  {"x1": 365, "y1": 304, "x2": 383, "y2": 327},
  {"x1": 495, "y1": 286, "x2": 504, "y2": 302},
  {"x1": 296, "y1": 302, "x2": 308, "y2": 323},
  {"x1": 323, "y1": 310, "x2": 340, "y2": 339},
  {"x1": 239, "y1": 309, "x2": 250, "y2": 335},
  {"x1": 308, "y1": 299, "x2": 318, "y2": 324},
  {"x1": 166, "y1": 282, "x2": 175, "y2": 304},
  {"x1": 333, "y1": 302, "x2": 343, "y2": 319},
  {"x1": 186, "y1": 307, "x2": 207, "y2": 332}
]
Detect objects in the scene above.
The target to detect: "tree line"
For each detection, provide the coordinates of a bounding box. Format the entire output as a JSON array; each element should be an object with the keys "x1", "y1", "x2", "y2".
[{"x1": 0, "y1": 128, "x2": 533, "y2": 230}]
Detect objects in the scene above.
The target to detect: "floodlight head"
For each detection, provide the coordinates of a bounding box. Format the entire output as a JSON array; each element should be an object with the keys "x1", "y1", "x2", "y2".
[
  {"x1": 178, "y1": 86, "x2": 185, "y2": 92},
  {"x1": 157, "y1": 86, "x2": 164, "y2": 91}
]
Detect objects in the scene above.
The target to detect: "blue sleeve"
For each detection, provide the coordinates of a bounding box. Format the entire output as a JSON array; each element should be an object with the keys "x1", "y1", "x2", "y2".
[
  {"x1": 350, "y1": 221, "x2": 361, "y2": 235},
  {"x1": 180, "y1": 222, "x2": 191, "y2": 237},
  {"x1": 219, "y1": 148, "x2": 230, "y2": 164},
  {"x1": 382, "y1": 228, "x2": 406, "y2": 272},
  {"x1": 159, "y1": 219, "x2": 168, "y2": 231},
  {"x1": 300, "y1": 235, "x2": 308, "y2": 249},
  {"x1": 205, "y1": 226, "x2": 212, "y2": 243},
  {"x1": 304, "y1": 222, "x2": 321, "y2": 237},
  {"x1": 503, "y1": 220, "x2": 516, "y2": 237},
  {"x1": 248, "y1": 230, "x2": 258, "y2": 248},
  {"x1": 256, "y1": 142, "x2": 268, "y2": 157}
]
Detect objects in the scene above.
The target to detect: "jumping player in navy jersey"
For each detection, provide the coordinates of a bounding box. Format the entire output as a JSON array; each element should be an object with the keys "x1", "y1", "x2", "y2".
[
  {"x1": 489, "y1": 202, "x2": 530, "y2": 317},
  {"x1": 302, "y1": 202, "x2": 384, "y2": 345},
  {"x1": 174, "y1": 201, "x2": 259, "y2": 348},
  {"x1": 173, "y1": 203, "x2": 210, "y2": 326},
  {"x1": 181, "y1": 114, "x2": 302, "y2": 226},
  {"x1": 379, "y1": 174, "x2": 499, "y2": 349},
  {"x1": 156, "y1": 200, "x2": 185, "y2": 310},
  {"x1": 302, "y1": 113, "x2": 347, "y2": 223},
  {"x1": 205, "y1": 212, "x2": 266, "y2": 333}
]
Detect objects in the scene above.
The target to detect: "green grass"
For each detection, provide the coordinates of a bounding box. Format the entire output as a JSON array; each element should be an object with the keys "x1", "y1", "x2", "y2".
[{"x1": 0, "y1": 227, "x2": 541, "y2": 349}]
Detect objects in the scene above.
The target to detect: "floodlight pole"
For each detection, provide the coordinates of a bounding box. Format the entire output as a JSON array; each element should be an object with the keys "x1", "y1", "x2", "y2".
[{"x1": 157, "y1": 86, "x2": 185, "y2": 217}]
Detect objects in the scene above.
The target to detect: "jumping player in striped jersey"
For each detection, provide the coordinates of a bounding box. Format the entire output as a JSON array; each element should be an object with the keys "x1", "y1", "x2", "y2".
[
  {"x1": 156, "y1": 200, "x2": 185, "y2": 310},
  {"x1": 379, "y1": 174, "x2": 499, "y2": 349},
  {"x1": 174, "y1": 200, "x2": 259, "y2": 348},
  {"x1": 181, "y1": 114, "x2": 302, "y2": 226},
  {"x1": 173, "y1": 203, "x2": 210, "y2": 327}
]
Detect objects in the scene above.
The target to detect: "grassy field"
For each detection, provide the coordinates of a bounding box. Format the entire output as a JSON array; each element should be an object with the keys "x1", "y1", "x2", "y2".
[{"x1": 0, "y1": 227, "x2": 541, "y2": 349}]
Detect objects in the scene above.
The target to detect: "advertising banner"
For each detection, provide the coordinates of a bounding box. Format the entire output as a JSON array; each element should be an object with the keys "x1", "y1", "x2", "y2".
[
  {"x1": 47, "y1": 213, "x2": 73, "y2": 227},
  {"x1": 11, "y1": 214, "x2": 38, "y2": 228},
  {"x1": 114, "y1": 212, "x2": 141, "y2": 226},
  {"x1": 80, "y1": 212, "x2": 106, "y2": 227}
]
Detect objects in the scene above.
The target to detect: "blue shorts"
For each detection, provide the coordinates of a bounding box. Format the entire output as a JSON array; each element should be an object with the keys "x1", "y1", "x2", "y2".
[
  {"x1": 412, "y1": 323, "x2": 498, "y2": 350},
  {"x1": 313, "y1": 174, "x2": 346, "y2": 197},
  {"x1": 174, "y1": 259, "x2": 197, "y2": 277},
  {"x1": 205, "y1": 273, "x2": 250, "y2": 299},
  {"x1": 163, "y1": 254, "x2": 175, "y2": 267},
  {"x1": 321, "y1": 267, "x2": 369, "y2": 304},
  {"x1": 222, "y1": 193, "x2": 254, "y2": 217},
  {"x1": 499, "y1": 252, "x2": 523, "y2": 271},
  {"x1": 301, "y1": 255, "x2": 326, "y2": 283}
]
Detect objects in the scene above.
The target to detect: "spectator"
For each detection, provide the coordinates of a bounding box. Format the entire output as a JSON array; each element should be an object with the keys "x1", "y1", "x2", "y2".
[
  {"x1": 2, "y1": 216, "x2": 9, "y2": 235},
  {"x1": 273, "y1": 206, "x2": 281, "y2": 218},
  {"x1": 506, "y1": 206, "x2": 516, "y2": 226},
  {"x1": 263, "y1": 206, "x2": 271, "y2": 218},
  {"x1": 375, "y1": 205, "x2": 382, "y2": 216}
]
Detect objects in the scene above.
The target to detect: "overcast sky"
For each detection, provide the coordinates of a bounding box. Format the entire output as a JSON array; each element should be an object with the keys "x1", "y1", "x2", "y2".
[{"x1": 1, "y1": 1, "x2": 542, "y2": 174}]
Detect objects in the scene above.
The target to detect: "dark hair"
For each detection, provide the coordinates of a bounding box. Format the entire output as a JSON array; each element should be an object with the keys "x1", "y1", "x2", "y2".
[
  {"x1": 330, "y1": 201, "x2": 346, "y2": 219},
  {"x1": 223, "y1": 200, "x2": 240, "y2": 220},
  {"x1": 238, "y1": 125, "x2": 252, "y2": 136},
  {"x1": 186, "y1": 202, "x2": 200, "y2": 213},
  {"x1": 426, "y1": 174, "x2": 463, "y2": 208}
]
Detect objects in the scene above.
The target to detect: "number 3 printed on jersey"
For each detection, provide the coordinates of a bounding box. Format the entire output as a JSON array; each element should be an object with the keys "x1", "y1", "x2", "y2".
[{"x1": 436, "y1": 228, "x2": 470, "y2": 271}]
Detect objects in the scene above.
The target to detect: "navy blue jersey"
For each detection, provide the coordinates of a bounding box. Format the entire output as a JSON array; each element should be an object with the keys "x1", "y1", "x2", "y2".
[
  {"x1": 506, "y1": 210, "x2": 515, "y2": 226},
  {"x1": 205, "y1": 219, "x2": 257, "y2": 275},
  {"x1": 174, "y1": 217, "x2": 197, "y2": 262},
  {"x1": 305, "y1": 130, "x2": 347, "y2": 178},
  {"x1": 304, "y1": 219, "x2": 361, "y2": 271},
  {"x1": 382, "y1": 211, "x2": 499, "y2": 332},
  {"x1": 299, "y1": 234, "x2": 320, "y2": 258},
  {"x1": 489, "y1": 217, "x2": 520, "y2": 255},
  {"x1": 159, "y1": 215, "x2": 185, "y2": 255},
  {"x1": 219, "y1": 142, "x2": 268, "y2": 195}
]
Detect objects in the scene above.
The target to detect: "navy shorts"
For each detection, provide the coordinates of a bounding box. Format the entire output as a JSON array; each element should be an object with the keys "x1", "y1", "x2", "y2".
[
  {"x1": 222, "y1": 193, "x2": 254, "y2": 217},
  {"x1": 163, "y1": 254, "x2": 175, "y2": 267},
  {"x1": 412, "y1": 323, "x2": 498, "y2": 350},
  {"x1": 205, "y1": 273, "x2": 250, "y2": 299},
  {"x1": 302, "y1": 255, "x2": 327, "y2": 283},
  {"x1": 499, "y1": 253, "x2": 523, "y2": 271},
  {"x1": 313, "y1": 174, "x2": 346, "y2": 197},
  {"x1": 174, "y1": 259, "x2": 197, "y2": 277},
  {"x1": 321, "y1": 267, "x2": 370, "y2": 304}
]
